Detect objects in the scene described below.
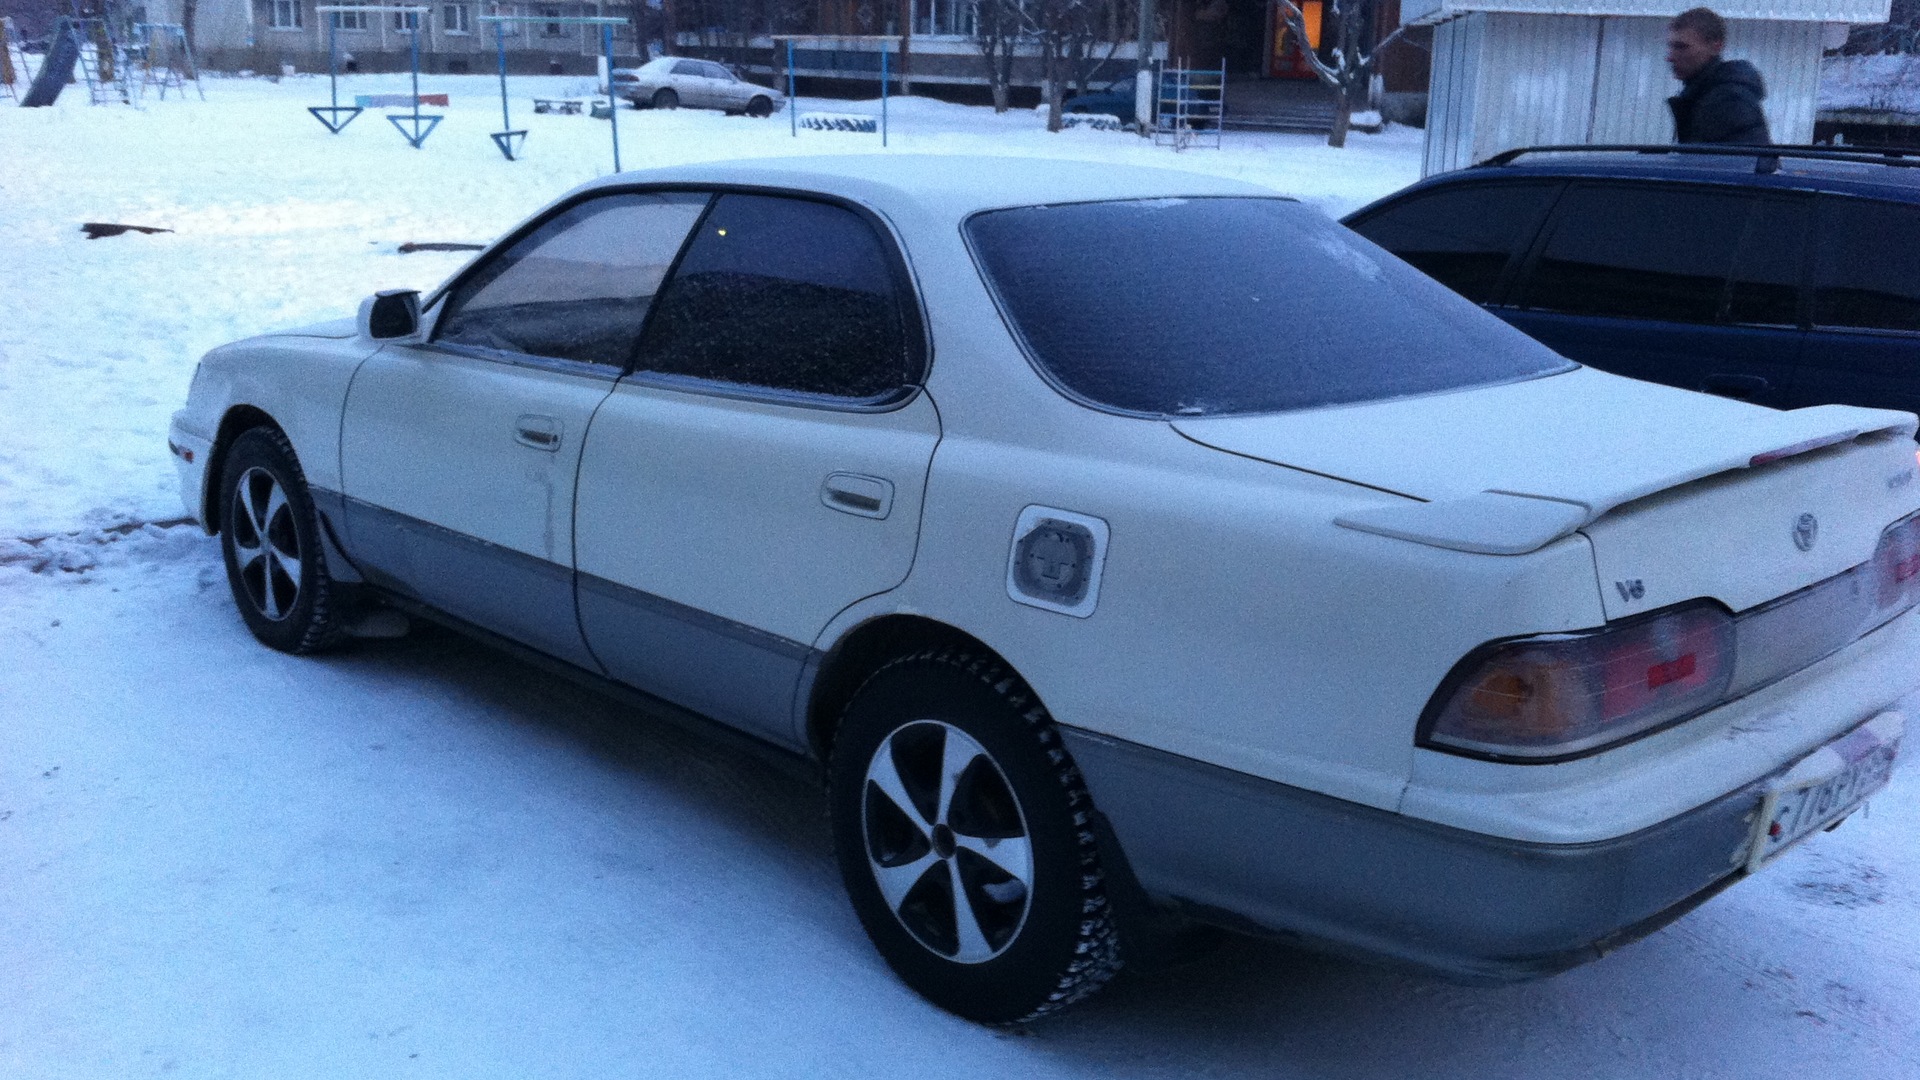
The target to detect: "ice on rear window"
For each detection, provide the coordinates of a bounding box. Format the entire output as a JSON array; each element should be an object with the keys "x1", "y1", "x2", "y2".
[{"x1": 964, "y1": 197, "x2": 1572, "y2": 417}]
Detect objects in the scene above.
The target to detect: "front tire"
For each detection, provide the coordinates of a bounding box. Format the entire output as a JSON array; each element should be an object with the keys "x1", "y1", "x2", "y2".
[
  {"x1": 651, "y1": 88, "x2": 678, "y2": 110},
  {"x1": 828, "y1": 649, "x2": 1122, "y2": 1023},
  {"x1": 218, "y1": 426, "x2": 345, "y2": 654},
  {"x1": 745, "y1": 95, "x2": 773, "y2": 118}
]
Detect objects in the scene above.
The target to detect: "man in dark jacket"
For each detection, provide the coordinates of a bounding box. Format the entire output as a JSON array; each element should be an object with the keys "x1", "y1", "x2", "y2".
[{"x1": 1666, "y1": 7, "x2": 1771, "y2": 144}]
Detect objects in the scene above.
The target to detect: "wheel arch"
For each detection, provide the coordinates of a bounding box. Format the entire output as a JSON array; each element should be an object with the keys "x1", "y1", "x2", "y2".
[
  {"x1": 202, "y1": 404, "x2": 283, "y2": 532},
  {"x1": 802, "y1": 614, "x2": 1008, "y2": 764}
]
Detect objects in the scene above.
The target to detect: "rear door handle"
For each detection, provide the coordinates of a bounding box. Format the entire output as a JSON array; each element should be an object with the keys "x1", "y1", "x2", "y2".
[
  {"x1": 821, "y1": 472, "x2": 894, "y2": 519},
  {"x1": 515, "y1": 414, "x2": 562, "y2": 451},
  {"x1": 1702, "y1": 374, "x2": 1769, "y2": 400}
]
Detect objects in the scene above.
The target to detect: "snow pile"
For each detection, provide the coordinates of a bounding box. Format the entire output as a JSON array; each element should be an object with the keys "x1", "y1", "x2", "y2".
[{"x1": 1820, "y1": 54, "x2": 1920, "y2": 115}]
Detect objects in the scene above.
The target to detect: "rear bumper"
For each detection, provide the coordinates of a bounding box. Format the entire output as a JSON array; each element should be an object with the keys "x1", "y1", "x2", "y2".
[{"x1": 1066, "y1": 725, "x2": 1763, "y2": 981}]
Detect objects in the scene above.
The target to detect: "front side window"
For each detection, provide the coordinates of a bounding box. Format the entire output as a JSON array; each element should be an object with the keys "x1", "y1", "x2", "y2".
[
  {"x1": 700, "y1": 61, "x2": 734, "y2": 81},
  {"x1": 1813, "y1": 196, "x2": 1920, "y2": 333},
  {"x1": 965, "y1": 197, "x2": 1571, "y2": 417},
  {"x1": 1345, "y1": 181, "x2": 1559, "y2": 304},
  {"x1": 270, "y1": 0, "x2": 303, "y2": 29},
  {"x1": 636, "y1": 194, "x2": 915, "y2": 400},
  {"x1": 435, "y1": 192, "x2": 709, "y2": 367},
  {"x1": 1521, "y1": 184, "x2": 1750, "y2": 324}
]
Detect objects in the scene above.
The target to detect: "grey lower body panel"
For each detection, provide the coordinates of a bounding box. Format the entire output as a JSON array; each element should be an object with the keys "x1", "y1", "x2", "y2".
[
  {"x1": 1061, "y1": 728, "x2": 1761, "y2": 982},
  {"x1": 338, "y1": 494, "x2": 601, "y2": 673},
  {"x1": 576, "y1": 572, "x2": 813, "y2": 752}
]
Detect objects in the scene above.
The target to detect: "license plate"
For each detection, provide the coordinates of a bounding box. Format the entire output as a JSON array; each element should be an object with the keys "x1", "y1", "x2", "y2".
[{"x1": 1746, "y1": 712, "x2": 1902, "y2": 873}]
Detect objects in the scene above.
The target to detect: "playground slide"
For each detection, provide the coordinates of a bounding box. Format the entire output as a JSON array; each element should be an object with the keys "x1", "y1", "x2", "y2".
[{"x1": 21, "y1": 19, "x2": 77, "y2": 108}]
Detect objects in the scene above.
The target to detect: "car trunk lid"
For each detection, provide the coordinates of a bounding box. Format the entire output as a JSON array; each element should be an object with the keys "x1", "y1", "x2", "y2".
[{"x1": 1172, "y1": 367, "x2": 1920, "y2": 617}]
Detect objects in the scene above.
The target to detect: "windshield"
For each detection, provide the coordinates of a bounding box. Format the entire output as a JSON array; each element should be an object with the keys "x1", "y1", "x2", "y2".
[{"x1": 964, "y1": 197, "x2": 1573, "y2": 417}]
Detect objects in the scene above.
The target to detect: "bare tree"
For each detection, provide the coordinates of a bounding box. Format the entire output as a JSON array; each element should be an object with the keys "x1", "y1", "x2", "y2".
[
  {"x1": 1844, "y1": 0, "x2": 1920, "y2": 54},
  {"x1": 969, "y1": 0, "x2": 1022, "y2": 112},
  {"x1": 1026, "y1": 0, "x2": 1109, "y2": 130},
  {"x1": 1273, "y1": 0, "x2": 1406, "y2": 147}
]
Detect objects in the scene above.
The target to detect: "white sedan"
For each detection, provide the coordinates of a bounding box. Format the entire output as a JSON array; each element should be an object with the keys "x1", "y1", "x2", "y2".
[
  {"x1": 609, "y1": 56, "x2": 785, "y2": 116},
  {"x1": 169, "y1": 156, "x2": 1918, "y2": 1024}
]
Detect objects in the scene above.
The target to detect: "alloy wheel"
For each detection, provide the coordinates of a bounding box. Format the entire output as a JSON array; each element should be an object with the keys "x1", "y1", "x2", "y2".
[
  {"x1": 862, "y1": 720, "x2": 1035, "y2": 964},
  {"x1": 229, "y1": 466, "x2": 302, "y2": 622}
]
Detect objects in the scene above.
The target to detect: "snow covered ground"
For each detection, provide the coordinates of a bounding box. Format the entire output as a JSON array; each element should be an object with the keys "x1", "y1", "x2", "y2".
[{"x1": 4, "y1": 75, "x2": 1920, "y2": 1078}]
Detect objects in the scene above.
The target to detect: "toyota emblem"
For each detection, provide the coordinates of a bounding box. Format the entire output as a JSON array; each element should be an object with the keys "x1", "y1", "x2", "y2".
[{"x1": 1793, "y1": 513, "x2": 1819, "y2": 552}]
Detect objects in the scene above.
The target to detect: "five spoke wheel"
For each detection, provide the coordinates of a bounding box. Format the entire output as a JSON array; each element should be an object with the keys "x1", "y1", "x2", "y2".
[
  {"x1": 229, "y1": 466, "x2": 302, "y2": 622},
  {"x1": 863, "y1": 720, "x2": 1034, "y2": 964}
]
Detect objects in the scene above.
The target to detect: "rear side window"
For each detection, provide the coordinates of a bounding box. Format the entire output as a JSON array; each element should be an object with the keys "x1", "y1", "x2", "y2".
[
  {"x1": 1813, "y1": 197, "x2": 1920, "y2": 333},
  {"x1": 1521, "y1": 185, "x2": 1750, "y2": 324},
  {"x1": 636, "y1": 194, "x2": 916, "y2": 400},
  {"x1": 1345, "y1": 182, "x2": 1558, "y2": 304},
  {"x1": 965, "y1": 197, "x2": 1571, "y2": 417},
  {"x1": 1726, "y1": 196, "x2": 1808, "y2": 327},
  {"x1": 435, "y1": 192, "x2": 709, "y2": 367}
]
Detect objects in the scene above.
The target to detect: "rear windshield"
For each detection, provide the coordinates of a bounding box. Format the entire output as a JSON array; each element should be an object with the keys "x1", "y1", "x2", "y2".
[{"x1": 964, "y1": 197, "x2": 1573, "y2": 417}]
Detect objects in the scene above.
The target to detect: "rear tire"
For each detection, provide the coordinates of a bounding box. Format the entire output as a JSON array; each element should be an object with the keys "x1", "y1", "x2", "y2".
[
  {"x1": 652, "y1": 88, "x2": 678, "y2": 110},
  {"x1": 217, "y1": 427, "x2": 346, "y2": 654},
  {"x1": 828, "y1": 649, "x2": 1122, "y2": 1024}
]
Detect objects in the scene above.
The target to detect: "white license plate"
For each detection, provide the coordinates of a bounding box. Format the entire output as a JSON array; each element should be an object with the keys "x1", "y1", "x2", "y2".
[{"x1": 1746, "y1": 712, "x2": 1902, "y2": 872}]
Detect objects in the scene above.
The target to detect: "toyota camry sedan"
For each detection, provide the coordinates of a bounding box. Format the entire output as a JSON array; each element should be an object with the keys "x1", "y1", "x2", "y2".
[{"x1": 169, "y1": 156, "x2": 1917, "y2": 1024}]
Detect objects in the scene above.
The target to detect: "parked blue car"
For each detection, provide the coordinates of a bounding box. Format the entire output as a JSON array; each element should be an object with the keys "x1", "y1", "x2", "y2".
[
  {"x1": 1343, "y1": 145, "x2": 1920, "y2": 418},
  {"x1": 1062, "y1": 75, "x2": 1139, "y2": 126}
]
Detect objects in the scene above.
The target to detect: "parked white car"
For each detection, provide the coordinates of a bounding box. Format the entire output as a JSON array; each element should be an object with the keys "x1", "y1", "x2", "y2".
[
  {"x1": 169, "y1": 156, "x2": 1918, "y2": 1024},
  {"x1": 609, "y1": 56, "x2": 785, "y2": 116}
]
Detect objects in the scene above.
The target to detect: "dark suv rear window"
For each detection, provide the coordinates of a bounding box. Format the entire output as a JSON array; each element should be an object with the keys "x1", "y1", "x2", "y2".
[{"x1": 964, "y1": 197, "x2": 1572, "y2": 417}]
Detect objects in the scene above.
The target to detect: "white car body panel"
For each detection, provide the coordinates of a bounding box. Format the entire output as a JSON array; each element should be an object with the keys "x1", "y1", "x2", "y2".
[
  {"x1": 575, "y1": 382, "x2": 940, "y2": 646},
  {"x1": 339, "y1": 346, "x2": 610, "y2": 567}
]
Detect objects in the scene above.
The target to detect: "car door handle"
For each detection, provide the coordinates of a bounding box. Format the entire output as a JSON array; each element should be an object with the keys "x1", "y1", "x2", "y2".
[
  {"x1": 1702, "y1": 374, "x2": 1769, "y2": 400},
  {"x1": 821, "y1": 472, "x2": 894, "y2": 519},
  {"x1": 515, "y1": 414, "x2": 562, "y2": 451}
]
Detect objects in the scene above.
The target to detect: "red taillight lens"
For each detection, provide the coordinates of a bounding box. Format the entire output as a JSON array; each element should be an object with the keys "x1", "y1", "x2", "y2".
[{"x1": 1423, "y1": 605, "x2": 1735, "y2": 761}]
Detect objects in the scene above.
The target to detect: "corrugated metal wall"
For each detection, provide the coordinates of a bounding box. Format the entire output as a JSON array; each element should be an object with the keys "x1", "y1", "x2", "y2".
[{"x1": 1424, "y1": 12, "x2": 1824, "y2": 175}]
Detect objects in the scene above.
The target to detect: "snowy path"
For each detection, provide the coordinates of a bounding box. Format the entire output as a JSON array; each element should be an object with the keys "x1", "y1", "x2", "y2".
[
  {"x1": 5, "y1": 530, "x2": 1920, "y2": 1078},
  {"x1": 4, "y1": 76, "x2": 1920, "y2": 1077}
]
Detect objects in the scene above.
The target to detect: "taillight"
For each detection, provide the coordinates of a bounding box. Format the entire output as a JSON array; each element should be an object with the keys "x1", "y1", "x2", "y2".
[
  {"x1": 1422, "y1": 604, "x2": 1735, "y2": 761},
  {"x1": 1874, "y1": 511, "x2": 1920, "y2": 612}
]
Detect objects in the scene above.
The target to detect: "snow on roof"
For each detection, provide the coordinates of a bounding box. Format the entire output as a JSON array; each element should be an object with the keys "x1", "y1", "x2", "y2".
[
  {"x1": 1401, "y1": 0, "x2": 1889, "y2": 23},
  {"x1": 574, "y1": 154, "x2": 1288, "y2": 221}
]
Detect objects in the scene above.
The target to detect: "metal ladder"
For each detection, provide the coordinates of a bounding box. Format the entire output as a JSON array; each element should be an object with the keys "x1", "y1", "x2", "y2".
[
  {"x1": 1154, "y1": 61, "x2": 1225, "y2": 150},
  {"x1": 67, "y1": 3, "x2": 132, "y2": 105}
]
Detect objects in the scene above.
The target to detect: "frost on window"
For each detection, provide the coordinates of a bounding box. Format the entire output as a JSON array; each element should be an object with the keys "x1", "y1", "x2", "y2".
[
  {"x1": 966, "y1": 197, "x2": 1572, "y2": 417},
  {"x1": 636, "y1": 194, "x2": 913, "y2": 401}
]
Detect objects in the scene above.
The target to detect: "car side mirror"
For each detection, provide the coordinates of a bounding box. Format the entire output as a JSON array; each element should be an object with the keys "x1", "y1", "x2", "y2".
[{"x1": 359, "y1": 289, "x2": 421, "y2": 340}]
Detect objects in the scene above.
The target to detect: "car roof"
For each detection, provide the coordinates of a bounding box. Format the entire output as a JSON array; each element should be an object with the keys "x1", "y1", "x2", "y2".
[
  {"x1": 1348, "y1": 145, "x2": 1920, "y2": 216},
  {"x1": 571, "y1": 155, "x2": 1288, "y2": 221}
]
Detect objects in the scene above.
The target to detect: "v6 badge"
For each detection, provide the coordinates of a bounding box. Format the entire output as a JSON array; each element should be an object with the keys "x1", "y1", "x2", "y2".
[{"x1": 1006, "y1": 506, "x2": 1110, "y2": 618}]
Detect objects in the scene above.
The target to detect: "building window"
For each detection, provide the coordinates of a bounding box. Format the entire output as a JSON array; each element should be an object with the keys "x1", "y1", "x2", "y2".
[
  {"x1": 444, "y1": 3, "x2": 470, "y2": 32},
  {"x1": 488, "y1": 2, "x2": 519, "y2": 33},
  {"x1": 392, "y1": 8, "x2": 420, "y2": 31},
  {"x1": 915, "y1": 0, "x2": 975, "y2": 36},
  {"x1": 330, "y1": 3, "x2": 368, "y2": 30},
  {"x1": 541, "y1": 5, "x2": 562, "y2": 35},
  {"x1": 269, "y1": 0, "x2": 303, "y2": 30}
]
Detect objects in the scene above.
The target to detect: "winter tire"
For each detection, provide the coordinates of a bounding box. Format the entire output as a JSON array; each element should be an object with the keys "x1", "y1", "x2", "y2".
[
  {"x1": 745, "y1": 95, "x2": 773, "y2": 118},
  {"x1": 652, "y1": 88, "x2": 678, "y2": 110},
  {"x1": 218, "y1": 426, "x2": 346, "y2": 654},
  {"x1": 829, "y1": 649, "x2": 1122, "y2": 1024}
]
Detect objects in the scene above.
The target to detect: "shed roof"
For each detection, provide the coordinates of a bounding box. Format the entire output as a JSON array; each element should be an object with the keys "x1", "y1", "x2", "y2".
[{"x1": 1401, "y1": 0, "x2": 1889, "y2": 25}]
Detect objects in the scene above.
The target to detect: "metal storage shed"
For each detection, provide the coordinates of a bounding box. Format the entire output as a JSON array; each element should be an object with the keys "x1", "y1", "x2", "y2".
[{"x1": 1404, "y1": 0, "x2": 1891, "y2": 174}]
